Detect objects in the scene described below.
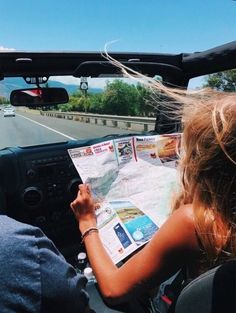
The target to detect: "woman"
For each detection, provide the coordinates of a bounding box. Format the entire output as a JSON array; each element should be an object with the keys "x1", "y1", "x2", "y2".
[{"x1": 70, "y1": 60, "x2": 236, "y2": 311}]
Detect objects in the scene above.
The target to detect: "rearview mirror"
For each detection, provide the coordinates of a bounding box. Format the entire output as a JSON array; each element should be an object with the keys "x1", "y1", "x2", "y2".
[{"x1": 10, "y1": 87, "x2": 69, "y2": 107}]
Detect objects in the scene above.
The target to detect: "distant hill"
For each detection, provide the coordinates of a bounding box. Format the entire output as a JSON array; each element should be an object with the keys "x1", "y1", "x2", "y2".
[{"x1": 0, "y1": 77, "x2": 103, "y2": 99}]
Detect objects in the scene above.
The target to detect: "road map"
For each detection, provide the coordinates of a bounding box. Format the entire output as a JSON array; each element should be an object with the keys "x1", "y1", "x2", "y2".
[{"x1": 68, "y1": 134, "x2": 180, "y2": 264}]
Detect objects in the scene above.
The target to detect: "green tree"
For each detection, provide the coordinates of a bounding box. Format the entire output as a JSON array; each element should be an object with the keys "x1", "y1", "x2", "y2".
[
  {"x1": 59, "y1": 91, "x2": 84, "y2": 111},
  {"x1": 136, "y1": 83, "x2": 156, "y2": 116},
  {"x1": 204, "y1": 69, "x2": 236, "y2": 92},
  {"x1": 89, "y1": 93, "x2": 104, "y2": 114},
  {"x1": 78, "y1": 95, "x2": 91, "y2": 113},
  {"x1": 102, "y1": 80, "x2": 139, "y2": 116},
  {"x1": 0, "y1": 96, "x2": 10, "y2": 104},
  {"x1": 57, "y1": 80, "x2": 157, "y2": 116}
]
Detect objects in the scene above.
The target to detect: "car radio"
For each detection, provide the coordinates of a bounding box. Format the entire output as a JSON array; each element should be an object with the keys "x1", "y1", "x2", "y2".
[
  {"x1": 23, "y1": 155, "x2": 81, "y2": 207},
  {"x1": 0, "y1": 143, "x2": 84, "y2": 263}
]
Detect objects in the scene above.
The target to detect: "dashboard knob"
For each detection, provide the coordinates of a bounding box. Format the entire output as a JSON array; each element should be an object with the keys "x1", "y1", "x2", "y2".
[
  {"x1": 27, "y1": 169, "x2": 36, "y2": 178},
  {"x1": 22, "y1": 187, "x2": 43, "y2": 207}
]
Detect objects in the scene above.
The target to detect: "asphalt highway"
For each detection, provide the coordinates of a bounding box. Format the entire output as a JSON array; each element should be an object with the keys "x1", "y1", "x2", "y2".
[{"x1": 0, "y1": 110, "x2": 137, "y2": 149}]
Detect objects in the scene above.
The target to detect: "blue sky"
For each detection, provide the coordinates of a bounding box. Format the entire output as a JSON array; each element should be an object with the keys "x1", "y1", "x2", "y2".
[{"x1": 0, "y1": 0, "x2": 235, "y2": 87}]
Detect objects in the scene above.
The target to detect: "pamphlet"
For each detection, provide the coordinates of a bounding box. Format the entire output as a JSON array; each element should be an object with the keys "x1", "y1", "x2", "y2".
[
  {"x1": 95, "y1": 199, "x2": 159, "y2": 264},
  {"x1": 68, "y1": 133, "x2": 180, "y2": 264}
]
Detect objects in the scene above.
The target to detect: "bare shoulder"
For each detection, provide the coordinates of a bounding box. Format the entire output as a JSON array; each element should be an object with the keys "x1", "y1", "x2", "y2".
[
  {"x1": 170, "y1": 204, "x2": 195, "y2": 226},
  {"x1": 149, "y1": 204, "x2": 198, "y2": 253}
]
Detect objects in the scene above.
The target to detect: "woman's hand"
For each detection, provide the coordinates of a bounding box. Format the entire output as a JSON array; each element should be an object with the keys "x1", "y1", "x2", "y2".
[{"x1": 70, "y1": 184, "x2": 97, "y2": 232}]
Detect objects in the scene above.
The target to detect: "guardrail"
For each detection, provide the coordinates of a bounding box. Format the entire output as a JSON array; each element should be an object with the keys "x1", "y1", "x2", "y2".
[{"x1": 40, "y1": 111, "x2": 156, "y2": 132}]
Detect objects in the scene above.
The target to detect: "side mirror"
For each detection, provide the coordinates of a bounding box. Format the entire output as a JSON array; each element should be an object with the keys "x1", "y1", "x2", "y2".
[{"x1": 10, "y1": 87, "x2": 69, "y2": 107}]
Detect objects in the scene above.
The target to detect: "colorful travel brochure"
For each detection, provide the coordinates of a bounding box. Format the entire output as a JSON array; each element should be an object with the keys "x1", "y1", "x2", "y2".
[
  {"x1": 68, "y1": 134, "x2": 180, "y2": 264},
  {"x1": 95, "y1": 200, "x2": 158, "y2": 264}
]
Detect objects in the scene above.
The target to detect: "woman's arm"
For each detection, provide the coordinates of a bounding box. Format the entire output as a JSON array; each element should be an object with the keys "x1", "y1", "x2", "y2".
[{"x1": 70, "y1": 184, "x2": 199, "y2": 302}]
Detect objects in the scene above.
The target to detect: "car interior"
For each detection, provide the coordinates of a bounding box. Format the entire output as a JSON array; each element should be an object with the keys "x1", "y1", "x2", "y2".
[{"x1": 0, "y1": 40, "x2": 236, "y2": 312}]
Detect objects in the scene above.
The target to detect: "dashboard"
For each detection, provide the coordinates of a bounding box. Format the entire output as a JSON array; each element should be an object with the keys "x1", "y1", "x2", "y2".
[
  {"x1": 0, "y1": 140, "x2": 88, "y2": 265},
  {"x1": 0, "y1": 137, "x2": 132, "y2": 312}
]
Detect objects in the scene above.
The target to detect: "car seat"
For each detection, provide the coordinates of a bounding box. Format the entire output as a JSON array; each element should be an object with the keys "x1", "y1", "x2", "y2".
[{"x1": 175, "y1": 259, "x2": 236, "y2": 313}]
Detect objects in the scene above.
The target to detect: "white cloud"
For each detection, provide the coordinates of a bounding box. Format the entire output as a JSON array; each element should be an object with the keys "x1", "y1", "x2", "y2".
[{"x1": 0, "y1": 46, "x2": 15, "y2": 51}]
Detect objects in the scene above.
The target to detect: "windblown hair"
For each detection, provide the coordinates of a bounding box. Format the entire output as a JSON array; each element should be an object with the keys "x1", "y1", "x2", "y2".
[{"x1": 103, "y1": 50, "x2": 236, "y2": 263}]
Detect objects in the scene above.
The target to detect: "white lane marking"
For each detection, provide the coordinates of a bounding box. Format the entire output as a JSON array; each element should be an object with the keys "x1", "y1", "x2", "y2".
[{"x1": 17, "y1": 113, "x2": 77, "y2": 140}]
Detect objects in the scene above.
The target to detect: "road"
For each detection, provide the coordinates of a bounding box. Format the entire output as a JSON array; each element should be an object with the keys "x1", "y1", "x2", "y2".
[{"x1": 0, "y1": 110, "x2": 138, "y2": 149}]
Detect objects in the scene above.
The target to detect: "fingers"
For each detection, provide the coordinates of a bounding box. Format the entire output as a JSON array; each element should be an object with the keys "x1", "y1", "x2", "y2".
[
  {"x1": 70, "y1": 183, "x2": 92, "y2": 210},
  {"x1": 79, "y1": 183, "x2": 90, "y2": 194},
  {"x1": 70, "y1": 199, "x2": 78, "y2": 210},
  {"x1": 86, "y1": 184, "x2": 91, "y2": 194}
]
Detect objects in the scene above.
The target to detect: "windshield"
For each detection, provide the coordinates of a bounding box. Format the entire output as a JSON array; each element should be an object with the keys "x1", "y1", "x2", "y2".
[{"x1": 0, "y1": 75, "x2": 161, "y2": 149}]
